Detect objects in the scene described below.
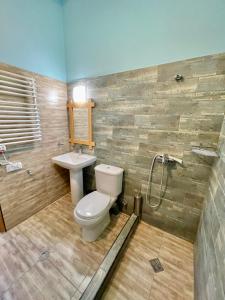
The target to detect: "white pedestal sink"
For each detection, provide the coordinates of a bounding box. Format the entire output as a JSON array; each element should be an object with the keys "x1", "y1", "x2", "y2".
[{"x1": 52, "y1": 152, "x2": 96, "y2": 205}]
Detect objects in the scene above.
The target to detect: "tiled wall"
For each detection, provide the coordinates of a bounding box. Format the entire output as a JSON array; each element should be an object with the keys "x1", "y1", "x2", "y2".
[
  {"x1": 68, "y1": 53, "x2": 225, "y2": 242},
  {"x1": 0, "y1": 63, "x2": 70, "y2": 229},
  {"x1": 195, "y1": 116, "x2": 225, "y2": 299}
]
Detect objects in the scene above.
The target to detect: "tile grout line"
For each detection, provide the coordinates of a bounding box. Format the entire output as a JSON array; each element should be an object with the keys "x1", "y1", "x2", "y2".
[
  {"x1": 147, "y1": 231, "x2": 165, "y2": 299},
  {"x1": 0, "y1": 226, "x2": 45, "y2": 294},
  {"x1": 0, "y1": 199, "x2": 77, "y2": 297}
]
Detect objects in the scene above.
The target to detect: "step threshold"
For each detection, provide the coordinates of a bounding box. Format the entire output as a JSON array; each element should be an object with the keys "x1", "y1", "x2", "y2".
[{"x1": 80, "y1": 213, "x2": 139, "y2": 300}]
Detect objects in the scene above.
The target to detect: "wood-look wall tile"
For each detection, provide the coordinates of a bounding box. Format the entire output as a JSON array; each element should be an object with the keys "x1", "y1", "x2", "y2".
[
  {"x1": 179, "y1": 115, "x2": 224, "y2": 133},
  {"x1": 195, "y1": 112, "x2": 225, "y2": 300},
  {"x1": 0, "y1": 63, "x2": 70, "y2": 229},
  {"x1": 67, "y1": 53, "x2": 225, "y2": 242}
]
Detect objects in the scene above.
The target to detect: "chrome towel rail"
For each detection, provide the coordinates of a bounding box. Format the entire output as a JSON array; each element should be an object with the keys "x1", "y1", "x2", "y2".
[
  {"x1": 0, "y1": 69, "x2": 35, "y2": 80},
  {"x1": 0, "y1": 100, "x2": 36, "y2": 106},
  {"x1": 0, "y1": 70, "x2": 41, "y2": 146}
]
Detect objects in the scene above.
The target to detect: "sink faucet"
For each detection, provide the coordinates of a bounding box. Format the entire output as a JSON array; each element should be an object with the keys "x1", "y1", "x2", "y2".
[
  {"x1": 78, "y1": 146, "x2": 83, "y2": 154},
  {"x1": 72, "y1": 144, "x2": 83, "y2": 154}
]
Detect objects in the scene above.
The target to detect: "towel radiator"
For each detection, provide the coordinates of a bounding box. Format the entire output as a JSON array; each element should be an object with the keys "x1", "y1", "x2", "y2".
[{"x1": 0, "y1": 70, "x2": 41, "y2": 146}]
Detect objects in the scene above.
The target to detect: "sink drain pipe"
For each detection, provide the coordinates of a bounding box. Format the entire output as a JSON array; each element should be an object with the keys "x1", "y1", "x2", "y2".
[{"x1": 80, "y1": 192, "x2": 143, "y2": 300}]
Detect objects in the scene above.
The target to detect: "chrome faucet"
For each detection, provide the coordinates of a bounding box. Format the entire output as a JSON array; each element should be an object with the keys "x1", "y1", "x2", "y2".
[
  {"x1": 72, "y1": 144, "x2": 83, "y2": 154},
  {"x1": 78, "y1": 146, "x2": 83, "y2": 154},
  {"x1": 157, "y1": 154, "x2": 183, "y2": 165}
]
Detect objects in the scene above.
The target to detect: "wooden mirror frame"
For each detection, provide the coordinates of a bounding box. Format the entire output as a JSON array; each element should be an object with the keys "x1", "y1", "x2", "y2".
[{"x1": 67, "y1": 98, "x2": 95, "y2": 149}]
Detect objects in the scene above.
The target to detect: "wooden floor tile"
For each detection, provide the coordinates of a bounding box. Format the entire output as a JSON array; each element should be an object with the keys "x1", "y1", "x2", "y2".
[
  {"x1": 0, "y1": 194, "x2": 128, "y2": 300},
  {"x1": 0, "y1": 194, "x2": 193, "y2": 300},
  {"x1": 102, "y1": 221, "x2": 194, "y2": 300}
]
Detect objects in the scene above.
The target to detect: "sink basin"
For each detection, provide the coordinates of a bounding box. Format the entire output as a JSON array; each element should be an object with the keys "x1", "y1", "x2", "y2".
[
  {"x1": 52, "y1": 152, "x2": 96, "y2": 171},
  {"x1": 52, "y1": 152, "x2": 96, "y2": 205}
]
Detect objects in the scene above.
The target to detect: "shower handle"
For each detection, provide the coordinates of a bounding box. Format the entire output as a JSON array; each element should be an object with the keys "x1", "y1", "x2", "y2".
[
  {"x1": 157, "y1": 154, "x2": 183, "y2": 165},
  {"x1": 167, "y1": 155, "x2": 183, "y2": 165}
]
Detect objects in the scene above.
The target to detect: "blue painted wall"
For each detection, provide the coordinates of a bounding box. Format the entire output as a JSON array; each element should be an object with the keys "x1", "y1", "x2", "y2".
[
  {"x1": 0, "y1": 0, "x2": 66, "y2": 81},
  {"x1": 63, "y1": 0, "x2": 225, "y2": 82},
  {"x1": 1, "y1": 0, "x2": 225, "y2": 82}
]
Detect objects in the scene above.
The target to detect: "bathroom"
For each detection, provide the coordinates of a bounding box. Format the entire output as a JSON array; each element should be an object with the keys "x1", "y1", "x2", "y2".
[{"x1": 0, "y1": 0, "x2": 225, "y2": 299}]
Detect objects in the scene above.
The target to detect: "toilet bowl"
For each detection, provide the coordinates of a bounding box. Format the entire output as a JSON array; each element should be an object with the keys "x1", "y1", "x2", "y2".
[{"x1": 74, "y1": 164, "x2": 123, "y2": 242}]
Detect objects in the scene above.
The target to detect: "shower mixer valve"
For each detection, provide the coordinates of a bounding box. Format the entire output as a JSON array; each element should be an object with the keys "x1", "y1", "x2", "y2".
[
  {"x1": 146, "y1": 153, "x2": 183, "y2": 210},
  {"x1": 157, "y1": 154, "x2": 183, "y2": 165}
]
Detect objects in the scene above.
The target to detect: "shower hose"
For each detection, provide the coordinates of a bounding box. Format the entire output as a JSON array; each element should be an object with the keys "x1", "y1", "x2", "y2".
[{"x1": 145, "y1": 154, "x2": 166, "y2": 209}]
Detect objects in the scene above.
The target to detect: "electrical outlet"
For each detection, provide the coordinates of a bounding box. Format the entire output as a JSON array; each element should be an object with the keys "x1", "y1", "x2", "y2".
[
  {"x1": 6, "y1": 162, "x2": 23, "y2": 173},
  {"x1": 0, "y1": 144, "x2": 6, "y2": 152}
]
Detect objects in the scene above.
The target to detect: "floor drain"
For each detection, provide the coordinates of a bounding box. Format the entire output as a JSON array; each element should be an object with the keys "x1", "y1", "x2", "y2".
[
  {"x1": 39, "y1": 250, "x2": 50, "y2": 261},
  {"x1": 149, "y1": 258, "x2": 164, "y2": 273}
]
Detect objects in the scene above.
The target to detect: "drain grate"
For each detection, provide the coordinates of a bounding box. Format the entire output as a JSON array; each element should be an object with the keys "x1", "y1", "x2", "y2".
[
  {"x1": 149, "y1": 258, "x2": 164, "y2": 273},
  {"x1": 39, "y1": 250, "x2": 50, "y2": 261}
]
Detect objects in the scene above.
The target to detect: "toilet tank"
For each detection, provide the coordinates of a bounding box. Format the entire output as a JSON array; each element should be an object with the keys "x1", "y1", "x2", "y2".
[{"x1": 95, "y1": 164, "x2": 124, "y2": 197}]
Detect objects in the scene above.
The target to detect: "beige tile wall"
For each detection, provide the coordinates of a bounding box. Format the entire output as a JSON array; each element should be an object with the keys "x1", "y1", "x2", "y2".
[
  {"x1": 68, "y1": 53, "x2": 225, "y2": 242},
  {"x1": 1, "y1": 52, "x2": 225, "y2": 242},
  {"x1": 195, "y1": 116, "x2": 225, "y2": 299},
  {"x1": 0, "y1": 63, "x2": 70, "y2": 229}
]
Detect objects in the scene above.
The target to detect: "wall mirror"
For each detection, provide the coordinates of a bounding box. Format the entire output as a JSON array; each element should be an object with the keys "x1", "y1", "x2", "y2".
[{"x1": 67, "y1": 99, "x2": 95, "y2": 149}]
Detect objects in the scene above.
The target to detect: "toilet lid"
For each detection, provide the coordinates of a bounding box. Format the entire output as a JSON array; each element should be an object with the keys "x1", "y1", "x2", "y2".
[{"x1": 76, "y1": 191, "x2": 110, "y2": 219}]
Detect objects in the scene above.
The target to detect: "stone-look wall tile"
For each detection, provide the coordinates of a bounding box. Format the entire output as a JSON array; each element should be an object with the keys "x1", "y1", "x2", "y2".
[
  {"x1": 179, "y1": 115, "x2": 224, "y2": 132},
  {"x1": 68, "y1": 53, "x2": 225, "y2": 242},
  {"x1": 135, "y1": 115, "x2": 180, "y2": 130},
  {"x1": 157, "y1": 54, "x2": 225, "y2": 82},
  {"x1": 197, "y1": 75, "x2": 225, "y2": 93},
  {"x1": 195, "y1": 113, "x2": 225, "y2": 299},
  {"x1": 158, "y1": 60, "x2": 193, "y2": 82},
  {"x1": 0, "y1": 63, "x2": 70, "y2": 229},
  {"x1": 108, "y1": 82, "x2": 153, "y2": 99},
  {"x1": 155, "y1": 78, "x2": 198, "y2": 98},
  {"x1": 191, "y1": 54, "x2": 225, "y2": 77},
  {"x1": 193, "y1": 98, "x2": 225, "y2": 115}
]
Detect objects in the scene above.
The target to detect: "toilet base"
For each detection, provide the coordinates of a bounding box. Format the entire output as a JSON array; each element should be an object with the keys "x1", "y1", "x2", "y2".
[{"x1": 82, "y1": 213, "x2": 110, "y2": 242}]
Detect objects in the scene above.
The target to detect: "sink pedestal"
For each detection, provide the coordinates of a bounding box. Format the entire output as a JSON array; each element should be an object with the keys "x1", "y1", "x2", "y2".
[
  {"x1": 70, "y1": 169, "x2": 83, "y2": 205},
  {"x1": 52, "y1": 152, "x2": 96, "y2": 206}
]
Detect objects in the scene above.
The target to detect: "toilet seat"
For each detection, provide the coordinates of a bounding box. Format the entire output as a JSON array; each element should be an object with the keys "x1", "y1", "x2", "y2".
[{"x1": 75, "y1": 191, "x2": 110, "y2": 220}]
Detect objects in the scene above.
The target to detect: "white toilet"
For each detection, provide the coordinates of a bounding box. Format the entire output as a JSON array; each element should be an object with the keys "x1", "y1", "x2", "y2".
[{"x1": 74, "y1": 164, "x2": 124, "y2": 242}]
